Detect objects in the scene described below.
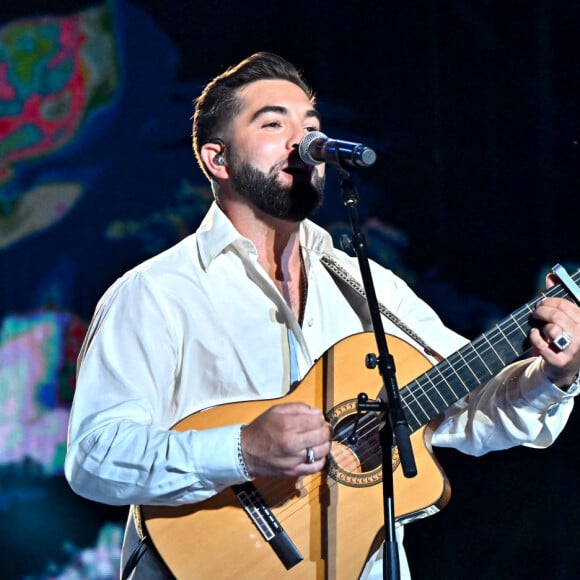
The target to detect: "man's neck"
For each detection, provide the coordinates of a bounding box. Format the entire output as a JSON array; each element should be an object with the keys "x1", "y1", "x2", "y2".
[
  {"x1": 222, "y1": 198, "x2": 302, "y2": 281},
  {"x1": 221, "y1": 197, "x2": 308, "y2": 322}
]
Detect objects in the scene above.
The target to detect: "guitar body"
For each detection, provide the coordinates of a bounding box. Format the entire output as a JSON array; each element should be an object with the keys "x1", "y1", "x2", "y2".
[{"x1": 139, "y1": 333, "x2": 450, "y2": 579}]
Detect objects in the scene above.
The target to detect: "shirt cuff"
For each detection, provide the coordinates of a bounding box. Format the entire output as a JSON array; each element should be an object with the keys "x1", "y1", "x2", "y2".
[
  {"x1": 190, "y1": 423, "x2": 248, "y2": 486},
  {"x1": 522, "y1": 358, "x2": 580, "y2": 408},
  {"x1": 562, "y1": 370, "x2": 580, "y2": 395}
]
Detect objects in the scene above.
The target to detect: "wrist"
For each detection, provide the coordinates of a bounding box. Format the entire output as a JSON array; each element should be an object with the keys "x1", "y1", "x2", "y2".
[
  {"x1": 561, "y1": 369, "x2": 580, "y2": 395},
  {"x1": 237, "y1": 426, "x2": 253, "y2": 481}
]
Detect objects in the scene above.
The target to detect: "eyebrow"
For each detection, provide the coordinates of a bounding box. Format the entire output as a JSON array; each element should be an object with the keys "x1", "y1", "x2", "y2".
[{"x1": 250, "y1": 105, "x2": 321, "y2": 124}]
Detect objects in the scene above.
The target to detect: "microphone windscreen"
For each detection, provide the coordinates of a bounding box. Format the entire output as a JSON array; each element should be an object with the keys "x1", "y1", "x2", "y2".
[{"x1": 298, "y1": 131, "x2": 327, "y2": 165}]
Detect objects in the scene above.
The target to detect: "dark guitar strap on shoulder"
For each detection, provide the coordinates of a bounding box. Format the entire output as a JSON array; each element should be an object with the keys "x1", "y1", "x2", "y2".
[
  {"x1": 121, "y1": 505, "x2": 174, "y2": 579},
  {"x1": 320, "y1": 253, "x2": 444, "y2": 362}
]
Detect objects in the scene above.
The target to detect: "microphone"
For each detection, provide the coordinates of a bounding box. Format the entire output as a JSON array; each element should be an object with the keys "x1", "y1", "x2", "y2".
[{"x1": 299, "y1": 131, "x2": 377, "y2": 168}]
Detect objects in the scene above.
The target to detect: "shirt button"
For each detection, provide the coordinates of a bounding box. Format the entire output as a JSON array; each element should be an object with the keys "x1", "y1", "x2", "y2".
[{"x1": 307, "y1": 318, "x2": 314, "y2": 327}]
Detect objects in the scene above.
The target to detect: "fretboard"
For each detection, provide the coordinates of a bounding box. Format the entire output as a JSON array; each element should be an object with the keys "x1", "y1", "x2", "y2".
[{"x1": 401, "y1": 268, "x2": 580, "y2": 432}]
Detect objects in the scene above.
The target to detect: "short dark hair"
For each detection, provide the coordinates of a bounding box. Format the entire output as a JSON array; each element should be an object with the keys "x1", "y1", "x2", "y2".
[{"x1": 192, "y1": 52, "x2": 315, "y2": 181}]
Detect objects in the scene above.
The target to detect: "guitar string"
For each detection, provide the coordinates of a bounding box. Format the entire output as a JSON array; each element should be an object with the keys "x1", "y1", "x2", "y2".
[
  {"x1": 241, "y1": 274, "x2": 578, "y2": 534},
  {"x1": 259, "y1": 312, "x2": 533, "y2": 526},
  {"x1": 245, "y1": 413, "x2": 385, "y2": 529},
  {"x1": 401, "y1": 321, "x2": 528, "y2": 427},
  {"x1": 402, "y1": 314, "x2": 527, "y2": 424},
  {"x1": 246, "y1": 409, "x2": 382, "y2": 517},
  {"x1": 400, "y1": 298, "x2": 538, "y2": 427},
  {"x1": 355, "y1": 271, "x2": 575, "y2": 433},
  {"x1": 257, "y1": 407, "x2": 440, "y2": 538},
  {"x1": 398, "y1": 273, "x2": 576, "y2": 428},
  {"x1": 398, "y1": 281, "x2": 572, "y2": 427},
  {"x1": 245, "y1": 300, "x2": 549, "y2": 526},
  {"x1": 245, "y1": 309, "x2": 533, "y2": 524},
  {"x1": 268, "y1": 304, "x2": 536, "y2": 516}
]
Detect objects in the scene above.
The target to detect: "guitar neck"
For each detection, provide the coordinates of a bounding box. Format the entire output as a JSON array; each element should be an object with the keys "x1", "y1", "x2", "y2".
[{"x1": 401, "y1": 269, "x2": 580, "y2": 432}]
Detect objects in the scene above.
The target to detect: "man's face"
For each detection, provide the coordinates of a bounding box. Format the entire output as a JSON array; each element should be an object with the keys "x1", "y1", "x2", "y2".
[{"x1": 224, "y1": 79, "x2": 326, "y2": 222}]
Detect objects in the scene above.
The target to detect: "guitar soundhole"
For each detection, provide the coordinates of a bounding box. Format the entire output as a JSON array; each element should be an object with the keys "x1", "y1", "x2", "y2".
[{"x1": 326, "y1": 399, "x2": 399, "y2": 488}]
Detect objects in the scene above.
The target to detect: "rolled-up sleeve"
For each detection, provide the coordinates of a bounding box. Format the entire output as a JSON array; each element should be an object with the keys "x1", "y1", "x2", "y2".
[
  {"x1": 65, "y1": 271, "x2": 248, "y2": 506},
  {"x1": 432, "y1": 356, "x2": 577, "y2": 455}
]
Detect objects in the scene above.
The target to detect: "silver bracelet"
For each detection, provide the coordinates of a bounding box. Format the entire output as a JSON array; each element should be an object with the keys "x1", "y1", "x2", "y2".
[{"x1": 237, "y1": 426, "x2": 252, "y2": 480}]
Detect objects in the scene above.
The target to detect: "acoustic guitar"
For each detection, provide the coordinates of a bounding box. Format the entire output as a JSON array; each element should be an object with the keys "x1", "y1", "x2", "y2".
[{"x1": 137, "y1": 266, "x2": 579, "y2": 579}]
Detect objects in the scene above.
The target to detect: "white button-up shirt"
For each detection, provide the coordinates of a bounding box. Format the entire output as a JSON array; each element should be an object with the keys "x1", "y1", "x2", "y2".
[{"x1": 65, "y1": 203, "x2": 576, "y2": 578}]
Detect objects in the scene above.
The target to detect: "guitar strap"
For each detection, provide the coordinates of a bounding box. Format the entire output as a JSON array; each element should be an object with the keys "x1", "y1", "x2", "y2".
[
  {"x1": 320, "y1": 253, "x2": 444, "y2": 362},
  {"x1": 123, "y1": 505, "x2": 175, "y2": 579}
]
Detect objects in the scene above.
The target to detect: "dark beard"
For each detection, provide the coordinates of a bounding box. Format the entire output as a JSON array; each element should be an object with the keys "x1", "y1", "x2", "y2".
[{"x1": 228, "y1": 158, "x2": 325, "y2": 222}]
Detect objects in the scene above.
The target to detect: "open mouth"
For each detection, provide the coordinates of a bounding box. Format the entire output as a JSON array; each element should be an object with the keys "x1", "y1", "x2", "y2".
[
  {"x1": 283, "y1": 160, "x2": 312, "y2": 177},
  {"x1": 284, "y1": 167, "x2": 308, "y2": 176},
  {"x1": 283, "y1": 168, "x2": 312, "y2": 186}
]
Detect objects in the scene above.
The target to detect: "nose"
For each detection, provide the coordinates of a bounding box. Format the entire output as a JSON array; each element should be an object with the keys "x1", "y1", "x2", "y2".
[{"x1": 287, "y1": 122, "x2": 307, "y2": 151}]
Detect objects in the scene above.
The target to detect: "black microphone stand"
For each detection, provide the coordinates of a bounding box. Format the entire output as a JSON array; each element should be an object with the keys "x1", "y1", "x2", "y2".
[{"x1": 335, "y1": 168, "x2": 417, "y2": 580}]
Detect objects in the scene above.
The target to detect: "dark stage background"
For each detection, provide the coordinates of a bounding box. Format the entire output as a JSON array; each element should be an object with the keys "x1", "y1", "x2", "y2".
[{"x1": 1, "y1": 1, "x2": 579, "y2": 578}]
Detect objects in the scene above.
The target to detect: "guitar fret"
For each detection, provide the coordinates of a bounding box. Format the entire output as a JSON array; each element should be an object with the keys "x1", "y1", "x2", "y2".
[
  {"x1": 403, "y1": 373, "x2": 454, "y2": 432},
  {"x1": 404, "y1": 399, "x2": 422, "y2": 432},
  {"x1": 466, "y1": 341, "x2": 494, "y2": 380},
  {"x1": 424, "y1": 374, "x2": 451, "y2": 409},
  {"x1": 443, "y1": 355, "x2": 470, "y2": 392},
  {"x1": 480, "y1": 323, "x2": 521, "y2": 369},
  {"x1": 434, "y1": 360, "x2": 465, "y2": 399},
  {"x1": 496, "y1": 323, "x2": 520, "y2": 356},
  {"x1": 512, "y1": 308, "x2": 531, "y2": 334},
  {"x1": 402, "y1": 386, "x2": 428, "y2": 431},
  {"x1": 400, "y1": 387, "x2": 423, "y2": 426},
  {"x1": 454, "y1": 350, "x2": 481, "y2": 384},
  {"x1": 401, "y1": 267, "x2": 580, "y2": 432},
  {"x1": 481, "y1": 334, "x2": 508, "y2": 365},
  {"x1": 407, "y1": 375, "x2": 442, "y2": 421}
]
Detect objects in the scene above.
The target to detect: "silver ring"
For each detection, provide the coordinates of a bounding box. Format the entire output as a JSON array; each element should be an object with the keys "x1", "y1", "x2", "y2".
[
  {"x1": 553, "y1": 331, "x2": 572, "y2": 352},
  {"x1": 305, "y1": 447, "x2": 315, "y2": 464}
]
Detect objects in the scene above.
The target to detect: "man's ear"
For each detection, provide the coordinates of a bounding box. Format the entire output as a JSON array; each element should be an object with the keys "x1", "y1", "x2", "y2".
[{"x1": 201, "y1": 141, "x2": 229, "y2": 179}]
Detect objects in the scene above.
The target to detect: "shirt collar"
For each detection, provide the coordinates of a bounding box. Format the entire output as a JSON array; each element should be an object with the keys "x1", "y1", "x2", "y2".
[
  {"x1": 196, "y1": 202, "x2": 336, "y2": 269},
  {"x1": 196, "y1": 203, "x2": 247, "y2": 270}
]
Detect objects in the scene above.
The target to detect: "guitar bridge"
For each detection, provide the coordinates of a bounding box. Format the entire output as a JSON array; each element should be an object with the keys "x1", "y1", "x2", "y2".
[{"x1": 232, "y1": 482, "x2": 303, "y2": 570}]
